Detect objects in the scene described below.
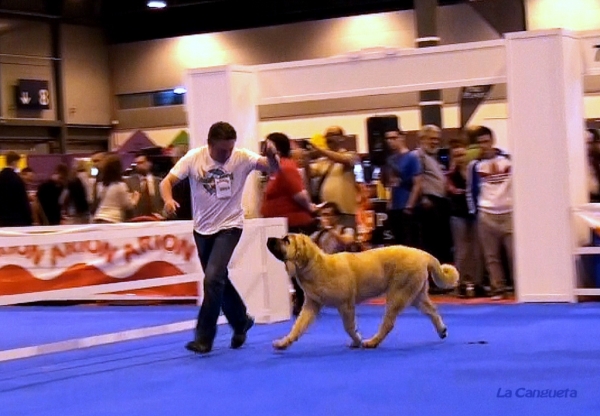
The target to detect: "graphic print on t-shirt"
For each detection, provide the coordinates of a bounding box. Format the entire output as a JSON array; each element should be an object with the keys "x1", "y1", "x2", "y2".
[{"x1": 199, "y1": 167, "x2": 234, "y2": 196}]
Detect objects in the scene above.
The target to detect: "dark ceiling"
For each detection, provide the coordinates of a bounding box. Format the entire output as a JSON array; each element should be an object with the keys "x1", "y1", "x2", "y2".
[
  {"x1": 0, "y1": 0, "x2": 467, "y2": 44},
  {"x1": 100, "y1": 0, "x2": 466, "y2": 44}
]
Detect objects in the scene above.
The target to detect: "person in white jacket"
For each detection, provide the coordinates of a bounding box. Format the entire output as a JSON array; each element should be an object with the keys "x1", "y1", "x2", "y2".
[{"x1": 466, "y1": 126, "x2": 513, "y2": 300}]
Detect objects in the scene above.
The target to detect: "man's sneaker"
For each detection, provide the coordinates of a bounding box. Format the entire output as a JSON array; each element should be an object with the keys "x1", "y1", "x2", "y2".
[
  {"x1": 231, "y1": 316, "x2": 254, "y2": 349},
  {"x1": 185, "y1": 340, "x2": 212, "y2": 354}
]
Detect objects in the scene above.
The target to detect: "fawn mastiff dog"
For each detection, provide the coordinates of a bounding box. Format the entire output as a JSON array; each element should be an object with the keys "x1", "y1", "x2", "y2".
[{"x1": 266, "y1": 234, "x2": 459, "y2": 350}]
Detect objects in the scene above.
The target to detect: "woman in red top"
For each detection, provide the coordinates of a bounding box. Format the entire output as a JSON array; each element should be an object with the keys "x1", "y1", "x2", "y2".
[
  {"x1": 261, "y1": 132, "x2": 317, "y2": 232},
  {"x1": 261, "y1": 132, "x2": 317, "y2": 315}
]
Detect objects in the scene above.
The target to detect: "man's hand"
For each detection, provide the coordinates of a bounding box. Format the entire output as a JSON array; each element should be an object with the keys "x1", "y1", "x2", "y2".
[
  {"x1": 388, "y1": 173, "x2": 401, "y2": 187},
  {"x1": 256, "y1": 139, "x2": 280, "y2": 173},
  {"x1": 164, "y1": 199, "x2": 180, "y2": 215},
  {"x1": 131, "y1": 191, "x2": 140, "y2": 205},
  {"x1": 421, "y1": 196, "x2": 433, "y2": 209},
  {"x1": 265, "y1": 140, "x2": 277, "y2": 158}
]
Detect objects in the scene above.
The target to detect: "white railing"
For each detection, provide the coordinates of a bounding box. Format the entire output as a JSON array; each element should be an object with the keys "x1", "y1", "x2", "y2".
[{"x1": 573, "y1": 204, "x2": 600, "y2": 296}]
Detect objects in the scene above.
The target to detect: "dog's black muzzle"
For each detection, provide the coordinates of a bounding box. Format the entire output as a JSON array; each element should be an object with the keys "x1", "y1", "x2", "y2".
[{"x1": 267, "y1": 237, "x2": 286, "y2": 261}]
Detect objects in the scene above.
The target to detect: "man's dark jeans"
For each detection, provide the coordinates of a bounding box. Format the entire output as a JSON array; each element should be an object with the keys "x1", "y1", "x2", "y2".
[{"x1": 193, "y1": 228, "x2": 247, "y2": 344}]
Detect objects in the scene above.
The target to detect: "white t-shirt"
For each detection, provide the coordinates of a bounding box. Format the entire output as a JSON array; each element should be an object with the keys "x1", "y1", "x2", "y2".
[
  {"x1": 170, "y1": 146, "x2": 261, "y2": 235},
  {"x1": 472, "y1": 154, "x2": 512, "y2": 214}
]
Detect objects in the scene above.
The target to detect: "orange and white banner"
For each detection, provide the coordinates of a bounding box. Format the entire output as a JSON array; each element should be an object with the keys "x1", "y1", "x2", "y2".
[{"x1": 0, "y1": 222, "x2": 201, "y2": 304}]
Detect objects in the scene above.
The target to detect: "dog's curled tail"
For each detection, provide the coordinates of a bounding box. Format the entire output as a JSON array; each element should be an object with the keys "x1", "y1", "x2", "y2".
[{"x1": 428, "y1": 256, "x2": 459, "y2": 289}]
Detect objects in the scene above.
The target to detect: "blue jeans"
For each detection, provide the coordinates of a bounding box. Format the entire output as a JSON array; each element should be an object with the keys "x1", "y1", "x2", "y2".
[{"x1": 193, "y1": 228, "x2": 247, "y2": 343}]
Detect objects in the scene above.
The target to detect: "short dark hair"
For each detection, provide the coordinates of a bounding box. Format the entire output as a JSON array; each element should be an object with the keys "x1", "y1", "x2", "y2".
[
  {"x1": 320, "y1": 201, "x2": 342, "y2": 217},
  {"x1": 266, "y1": 132, "x2": 291, "y2": 158},
  {"x1": 21, "y1": 167, "x2": 33, "y2": 174},
  {"x1": 208, "y1": 121, "x2": 237, "y2": 145},
  {"x1": 476, "y1": 126, "x2": 494, "y2": 139},
  {"x1": 588, "y1": 128, "x2": 600, "y2": 143},
  {"x1": 448, "y1": 137, "x2": 467, "y2": 149},
  {"x1": 5, "y1": 151, "x2": 20, "y2": 166}
]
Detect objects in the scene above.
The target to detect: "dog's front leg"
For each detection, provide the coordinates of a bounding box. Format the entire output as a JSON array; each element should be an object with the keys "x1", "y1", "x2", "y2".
[
  {"x1": 273, "y1": 298, "x2": 321, "y2": 350},
  {"x1": 337, "y1": 303, "x2": 362, "y2": 348}
]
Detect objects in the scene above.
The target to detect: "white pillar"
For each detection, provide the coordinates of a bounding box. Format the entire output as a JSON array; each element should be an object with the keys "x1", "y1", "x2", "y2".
[
  {"x1": 506, "y1": 29, "x2": 587, "y2": 302},
  {"x1": 184, "y1": 65, "x2": 261, "y2": 218}
]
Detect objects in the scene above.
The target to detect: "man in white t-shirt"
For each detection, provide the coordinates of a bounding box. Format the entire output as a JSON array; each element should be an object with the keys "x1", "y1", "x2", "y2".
[{"x1": 160, "y1": 121, "x2": 279, "y2": 354}]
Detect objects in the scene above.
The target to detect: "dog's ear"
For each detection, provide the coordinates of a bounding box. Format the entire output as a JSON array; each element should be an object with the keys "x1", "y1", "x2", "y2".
[
  {"x1": 293, "y1": 234, "x2": 311, "y2": 268},
  {"x1": 285, "y1": 234, "x2": 295, "y2": 260}
]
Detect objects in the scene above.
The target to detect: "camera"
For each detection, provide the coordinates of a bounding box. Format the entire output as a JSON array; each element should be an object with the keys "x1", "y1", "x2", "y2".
[{"x1": 297, "y1": 139, "x2": 314, "y2": 151}]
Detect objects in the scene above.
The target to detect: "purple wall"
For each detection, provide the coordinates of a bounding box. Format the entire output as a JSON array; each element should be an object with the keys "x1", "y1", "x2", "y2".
[{"x1": 26, "y1": 152, "x2": 135, "y2": 182}]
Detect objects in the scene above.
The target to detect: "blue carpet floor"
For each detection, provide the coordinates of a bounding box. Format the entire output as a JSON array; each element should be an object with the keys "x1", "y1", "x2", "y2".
[
  {"x1": 1, "y1": 304, "x2": 600, "y2": 416},
  {"x1": 0, "y1": 305, "x2": 196, "y2": 350}
]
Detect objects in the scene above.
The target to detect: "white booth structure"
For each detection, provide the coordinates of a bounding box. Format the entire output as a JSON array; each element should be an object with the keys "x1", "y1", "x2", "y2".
[{"x1": 184, "y1": 28, "x2": 600, "y2": 303}]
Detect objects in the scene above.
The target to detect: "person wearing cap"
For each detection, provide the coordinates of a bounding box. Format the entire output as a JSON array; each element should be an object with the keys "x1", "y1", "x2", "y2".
[{"x1": 308, "y1": 126, "x2": 360, "y2": 229}]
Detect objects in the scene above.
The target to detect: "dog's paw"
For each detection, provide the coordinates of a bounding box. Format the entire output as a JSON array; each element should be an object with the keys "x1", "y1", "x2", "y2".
[
  {"x1": 273, "y1": 338, "x2": 290, "y2": 350},
  {"x1": 361, "y1": 338, "x2": 379, "y2": 349},
  {"x1": 348, "y1": 336, "x2": 362, "y2": 349},
  {"x1": 438, "y1": 327, "x2": 448, "y2": 339}
]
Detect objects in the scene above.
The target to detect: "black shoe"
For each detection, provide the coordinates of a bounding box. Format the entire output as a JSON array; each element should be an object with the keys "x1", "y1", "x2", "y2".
[
  {"x1": 231, "y1": 316, "x2": 254, "y2": 349},
  {"x1": 474, "y1": 285, "x2": 488, "y2": 298},
  {"x1": 185, "y1": 340, "x2": 212, "y2": 354}
]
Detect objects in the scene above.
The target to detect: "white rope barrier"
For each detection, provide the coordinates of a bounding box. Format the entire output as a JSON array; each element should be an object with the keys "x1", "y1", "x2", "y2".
[{"x1": 0, "y1": 320, "x2": 197, "y2": 363}]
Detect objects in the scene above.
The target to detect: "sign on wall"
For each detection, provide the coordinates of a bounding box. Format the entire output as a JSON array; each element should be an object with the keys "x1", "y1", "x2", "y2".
[
  {"x1": 460, "y1": 85, "x2": 493, "y2": 128},
  {"x1": 16, "y1": 79, "x2": 51, "y2": 110}
]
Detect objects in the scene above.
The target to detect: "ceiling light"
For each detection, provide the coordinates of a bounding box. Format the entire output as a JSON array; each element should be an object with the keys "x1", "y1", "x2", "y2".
[{"x1": 147, "y1": 1, "x2": 166, "y2": 9}]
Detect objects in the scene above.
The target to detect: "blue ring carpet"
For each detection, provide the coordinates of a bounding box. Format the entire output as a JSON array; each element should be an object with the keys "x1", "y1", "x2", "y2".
[{"x1": 0, "y1": 303, "x2": 599, "y2": 416}]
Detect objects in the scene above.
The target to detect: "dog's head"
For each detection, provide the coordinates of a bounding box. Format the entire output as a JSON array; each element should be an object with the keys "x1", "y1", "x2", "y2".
[{"x1": 266, "y1": 234, "x2": 318, "y2": 268}]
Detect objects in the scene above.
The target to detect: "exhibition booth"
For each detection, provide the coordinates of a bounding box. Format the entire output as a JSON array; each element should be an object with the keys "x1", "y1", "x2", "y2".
[
  {"x1": 184, "y1": 28, "x2": 600, "y2": 303},
  {"x1": 2, "y1": 28, "x2": 600, "y2": 308}
]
